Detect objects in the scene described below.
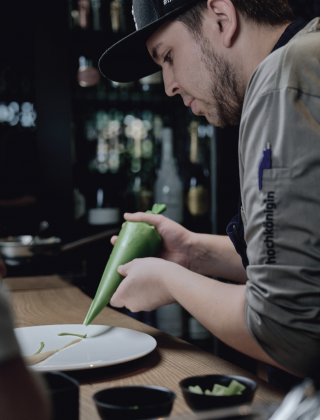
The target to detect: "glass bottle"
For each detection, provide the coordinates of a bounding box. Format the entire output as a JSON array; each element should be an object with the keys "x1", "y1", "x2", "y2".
[
  {"x1": 110, "y1": 0, "x2": 122, "y2": 32},
  {"x1": 156, "y1": 303, "x2": 183, "y2": 338},
  {"x1": 154, "y1": 128, "x2": 183, "y2": 223},
  {"x1": 139, "y1": 71, "x2": 163, "y2": 103},
  {"x1": 90, "y1": 0, "x2": 102, "y2": 31},
  {"x1": 78, "y1": 0, "x2": 91, "y2": 29},
  {"x1": 86, "y1": 119, "x2": 122, "y2": 226},
  {"x1": 184, "y1": 121, "x2": 211, "y2": 233},
  {"x1": 77, "y1": 57, "x2": 101, "y2": 88},
  {"x1": 125, "y1": 117, "x2": 154, "y2": 213},
  {"x1": 188, "y1": 316, "x2": 213, "y2": 352}
]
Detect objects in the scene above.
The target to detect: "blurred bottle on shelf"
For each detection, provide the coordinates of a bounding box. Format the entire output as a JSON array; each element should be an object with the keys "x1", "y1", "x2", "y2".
[
  {"x1": 87, "y1": 116, "x2": 124, "y2": 226},
  {"x1": 77, "y1": 56, "x2": 101, "y2": 87},
  {"x1": 188, "y1": 316, "x2": 213, "y2": 352},
  {"x1": 71, "y1": 9, "x2": 80, "y2": 28},
  {"x1": 156, "y1": 303, "x2": 183, "y2": 338},
  {"x1": 78, "y1": 0, "x2": 91, "y2": 29},
  {"x1": 90, "y1": 0, "x2": 102, "y2": 31},
  {"x1": 110, "y1": 0, "x2": 123, "y2": 33},
  {"x1": 125, "y1": 116, "x2": 155, "y2": 213},
  {"x1": 68, "y1": 0, "x2": 77, "y2": 28},
  {"x1": 184, "y1": 121, "x2": 211, "y2": 233},
  {"x1": 108, "y1": 80, "x2": 135, "y2": 102},
  {"x1": 73, "y1": 188, "x2": 86, "y2": 220},
  {"x1": 139, "y1": 71, "x2": 163, "y2": 102},
  {"x1": 153, "y1": 114, "x2": 164, "y2": 170},
  {"x1": 154, "y1": 128, "x2": 183, "y2": 224}
]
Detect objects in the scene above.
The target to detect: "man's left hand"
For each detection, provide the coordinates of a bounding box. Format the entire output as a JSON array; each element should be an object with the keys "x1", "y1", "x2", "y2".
[{"x1": 110, "y1": 258, "x2": 178, "y2": 312}]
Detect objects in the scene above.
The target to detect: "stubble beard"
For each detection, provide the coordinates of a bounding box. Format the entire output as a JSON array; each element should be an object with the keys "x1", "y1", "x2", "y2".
[{"x1": 200, "y1": 37, "x2": 246, "y2": 128}]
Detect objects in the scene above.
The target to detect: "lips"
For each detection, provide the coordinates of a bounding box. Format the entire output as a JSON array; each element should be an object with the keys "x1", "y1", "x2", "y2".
[
  {"x1": 184, "y1": 98, "x2": 194, "y2": 107},
  {"x1": 191, "y1": 99, "x2": 200, "y2": 116},
  {"x1": 183, "y1": 97, "x2": 201, "y2": 116}
]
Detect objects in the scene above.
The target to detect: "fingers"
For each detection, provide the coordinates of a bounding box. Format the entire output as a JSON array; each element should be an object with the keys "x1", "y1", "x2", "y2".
[
  {"x1": 110, "y1": 291, "x2": 122, "y2": 308},
  {"x1": 123, "y1": 212, "x2": 164, "y2": 228},
  {"x1": 117, "y1": 264, "x2": 128, "y2": 277},
  {"x1": 110, "y1": 267, "x2": 129, "y2": 307},
  {"x1": 110, "y1": 236, "x2": 118, "y2": 245}
]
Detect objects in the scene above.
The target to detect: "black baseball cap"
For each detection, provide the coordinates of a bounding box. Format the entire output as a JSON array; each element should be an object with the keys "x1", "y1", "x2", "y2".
[{"x1": 99, "y1": 0, "x2": 199, "y2": 83}]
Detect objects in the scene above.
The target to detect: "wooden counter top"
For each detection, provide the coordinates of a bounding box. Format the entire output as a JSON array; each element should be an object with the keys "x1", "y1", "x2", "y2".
[{"x1": 5, "y1": 276, "x2": 285, "y2": 419}]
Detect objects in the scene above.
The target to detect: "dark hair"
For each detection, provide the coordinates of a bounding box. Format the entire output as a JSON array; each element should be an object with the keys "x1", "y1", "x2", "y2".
[{"x1": 175, "y1": 0, "x2": 296, "y2": 37}]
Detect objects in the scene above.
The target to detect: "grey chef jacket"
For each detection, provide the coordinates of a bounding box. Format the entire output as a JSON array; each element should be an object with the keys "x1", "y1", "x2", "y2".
[{"x1": 241, "y1": 18, "x2": 320, "y2": 378}]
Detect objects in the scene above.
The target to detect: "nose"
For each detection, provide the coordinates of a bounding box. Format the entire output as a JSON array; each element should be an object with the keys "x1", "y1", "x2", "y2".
[{"x1": 163, "y1": 68, "x2": 180, "y2": 97}]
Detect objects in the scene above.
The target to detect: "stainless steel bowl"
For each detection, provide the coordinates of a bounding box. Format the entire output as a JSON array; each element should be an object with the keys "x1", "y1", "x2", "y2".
[
  {"x1": 0, "y1": 228, "x2": 119, "y2": 267},
  {"x1": 0, "y1": 236, "x2": 61, "y2": 266}
]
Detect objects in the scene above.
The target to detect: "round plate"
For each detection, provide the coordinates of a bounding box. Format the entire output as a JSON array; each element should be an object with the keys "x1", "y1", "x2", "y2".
[{"x1": 15, "y1": 324, "x2": 157, "y2": 372}]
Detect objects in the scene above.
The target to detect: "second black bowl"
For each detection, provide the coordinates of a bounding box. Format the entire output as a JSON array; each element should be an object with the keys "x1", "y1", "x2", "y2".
[
  {"x1": 93, "y1": 385, "x2": 176, "y2": 420},
  {"x1": 179, "y1": 374, "x2": 257, "y2": 412}
]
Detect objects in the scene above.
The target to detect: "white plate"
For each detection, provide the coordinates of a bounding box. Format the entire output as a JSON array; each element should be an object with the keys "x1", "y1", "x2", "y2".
[{"x1": 14, "y1": 324, "x2": 157, "y2": 372}]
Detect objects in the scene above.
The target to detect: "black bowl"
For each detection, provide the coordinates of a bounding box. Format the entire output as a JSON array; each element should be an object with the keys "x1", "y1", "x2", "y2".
[
  {"x1": 179, "y1": 375, "x2": 257, "y2": 412},
  {"x1": 44, "y1": 372, "x2": 79, "y2": 420},
  {"x1": 93, "y1": 385, "x2": 176, "y2": 420}
]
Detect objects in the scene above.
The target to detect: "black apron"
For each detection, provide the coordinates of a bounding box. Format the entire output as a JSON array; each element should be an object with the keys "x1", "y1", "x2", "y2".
[{"x1": 226, "y1": 20, "x2": 304, "y2": 391}]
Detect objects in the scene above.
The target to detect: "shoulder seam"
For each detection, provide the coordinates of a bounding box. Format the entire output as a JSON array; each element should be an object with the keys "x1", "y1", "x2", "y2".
[{"x1": 254, "y1": 86, "x2": 320, "y2": 101}]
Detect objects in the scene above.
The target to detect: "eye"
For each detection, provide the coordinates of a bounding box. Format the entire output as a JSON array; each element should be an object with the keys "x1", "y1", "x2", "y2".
[{"x1": 163, "y1": 51, "x2": 172, "y2": 63}]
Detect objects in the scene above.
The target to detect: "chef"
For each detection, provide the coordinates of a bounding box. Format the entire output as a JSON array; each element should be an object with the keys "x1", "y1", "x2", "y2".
[
  {"x1": 0, "y1": 254, "x2": 50, "y2": 420},
  {"x1": 100, "y1": 0, "x2": 320, "y2": 390}
]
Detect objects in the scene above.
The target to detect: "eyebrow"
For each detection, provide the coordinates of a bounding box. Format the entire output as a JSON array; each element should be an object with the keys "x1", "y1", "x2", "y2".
[{"x1": 152, "y1": 42, "x2": 164, "y2": 61}]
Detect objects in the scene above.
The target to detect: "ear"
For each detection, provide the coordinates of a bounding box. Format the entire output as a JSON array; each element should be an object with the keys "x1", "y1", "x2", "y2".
[{"x1": 206, "y1": 0, "x2": 237, "y2": 48}]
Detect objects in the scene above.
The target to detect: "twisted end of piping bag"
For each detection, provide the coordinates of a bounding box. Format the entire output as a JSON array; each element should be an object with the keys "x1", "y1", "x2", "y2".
[
  {"x1": 83, "y1": 204, "x2": 167, "y2": 326},
  {"x1": 146, "y1": 203, "x2": 167, "y2": 215}
]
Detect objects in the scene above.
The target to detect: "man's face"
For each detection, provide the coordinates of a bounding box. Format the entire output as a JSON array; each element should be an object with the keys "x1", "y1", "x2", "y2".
[{"x1": 146, "y1": 20, "x2": 245, "y2": 128}]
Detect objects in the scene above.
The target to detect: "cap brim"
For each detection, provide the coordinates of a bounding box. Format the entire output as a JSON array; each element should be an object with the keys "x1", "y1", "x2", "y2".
[{"x1": 98, "y1": 0, "x2": 198, "y2": 83}]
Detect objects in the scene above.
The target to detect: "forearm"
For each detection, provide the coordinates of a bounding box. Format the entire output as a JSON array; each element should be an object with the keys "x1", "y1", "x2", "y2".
[
  {"x1": 165, "y1": 266, "x2": 296, "y2": 373},
  {"x1": 189, "y1": 233, "x2": 247, "y2": 283}
]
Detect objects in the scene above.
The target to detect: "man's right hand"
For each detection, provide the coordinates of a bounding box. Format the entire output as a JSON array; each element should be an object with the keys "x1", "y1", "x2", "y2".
[{"x1": 111, "y1": 212, "x2": 194, "y2": 269}]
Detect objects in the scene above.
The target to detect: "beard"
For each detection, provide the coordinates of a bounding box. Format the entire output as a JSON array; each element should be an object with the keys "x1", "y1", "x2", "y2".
[{"x1": 200, "y1": 37, "x2": 246, "y2": 128}]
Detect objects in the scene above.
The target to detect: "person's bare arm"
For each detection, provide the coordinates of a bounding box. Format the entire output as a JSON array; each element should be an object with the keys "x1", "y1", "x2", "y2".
[
  {"x1": 112, "y1": 213, "x2": 247, "y2": 283},
  {"x1": 112, "y1": 258, "x2": 297, "y2": 375},
  {"x1": 164, "y1": 268, "x2": 270, "y2": 363},
  {"x1": 189, "y1": 233, "x2": 247, "y2": 283},
  {"x1": 0, "y1": 356, "x2": 51, "y2": 420}
]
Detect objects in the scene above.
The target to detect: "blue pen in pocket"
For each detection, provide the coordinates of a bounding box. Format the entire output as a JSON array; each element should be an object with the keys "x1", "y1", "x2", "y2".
[{"x1": 258, "y1": 143, "x2": 272, "y2": 190}]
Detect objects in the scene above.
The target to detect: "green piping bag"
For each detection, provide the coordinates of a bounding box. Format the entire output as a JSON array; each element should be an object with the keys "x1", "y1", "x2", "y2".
[{"x1": 83, "y1": 204, "x2": 166, "y2": 326}]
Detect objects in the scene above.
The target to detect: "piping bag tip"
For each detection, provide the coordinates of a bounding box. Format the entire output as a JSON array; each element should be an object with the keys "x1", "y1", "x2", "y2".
[{"x1": 83, "y1": 204, "x2": 167, "y2": 326}]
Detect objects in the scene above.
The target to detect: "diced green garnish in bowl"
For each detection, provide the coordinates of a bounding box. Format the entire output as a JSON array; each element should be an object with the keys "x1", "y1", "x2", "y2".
[
  {"x1": 188, "y1": 380, "x2": 246, "y2": 396},
  {"x1": 188, "y1": 385, "x2": 204, "y2": 395}
]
